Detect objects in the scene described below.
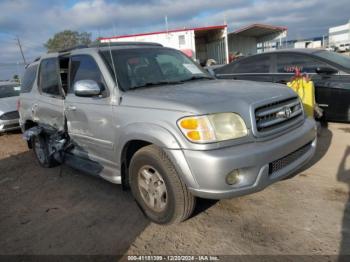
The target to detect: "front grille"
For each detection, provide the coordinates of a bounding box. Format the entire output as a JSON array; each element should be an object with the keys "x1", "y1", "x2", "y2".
[
  {"x1": 255, "y1": 97, "x2": 303, "y2": 134},
  {"x1": 269, "y1": 142, "x2": 312, "y2": 175},
  {"x1": 0, "y1": 111, "x2": 19, "y2": 120}
]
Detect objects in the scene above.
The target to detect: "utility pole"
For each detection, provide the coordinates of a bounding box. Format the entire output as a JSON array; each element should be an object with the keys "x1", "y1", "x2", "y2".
[
  {"x1": 16, "y1": 36, "x2": 27, "y2": 65},
  {"x1": 165, "y1": 16, "x2": 168, "y2": 34}
]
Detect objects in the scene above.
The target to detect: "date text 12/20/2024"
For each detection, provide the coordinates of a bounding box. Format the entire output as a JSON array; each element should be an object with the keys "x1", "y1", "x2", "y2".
[{"x1": 127, "y1": 255, "x2": 220, "y2": 261}]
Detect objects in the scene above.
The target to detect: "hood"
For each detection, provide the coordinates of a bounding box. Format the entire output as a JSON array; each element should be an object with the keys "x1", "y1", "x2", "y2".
[
  {"x1": 121, "y1": 79, "x2": 296, "y2": 115},
  {"x1": 0, "y1": 96, "x2": 18, "y2": 115}
]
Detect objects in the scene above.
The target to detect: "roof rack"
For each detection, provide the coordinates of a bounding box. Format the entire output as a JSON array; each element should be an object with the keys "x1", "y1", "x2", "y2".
[
  {"x1": 90, "y1": 41, "x2": 163, "y2": 48},
  {"x1": 55, "y1": 42, "x2": 162, "y2": 53},
  {"x1": 58, "y1": 45, "x2": 89, "y2": 53}
]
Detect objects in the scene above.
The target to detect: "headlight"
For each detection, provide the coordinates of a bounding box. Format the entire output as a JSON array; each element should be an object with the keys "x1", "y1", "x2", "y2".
[{"x1": 177, "y1": 113, "x2": 248, "y2": 143}]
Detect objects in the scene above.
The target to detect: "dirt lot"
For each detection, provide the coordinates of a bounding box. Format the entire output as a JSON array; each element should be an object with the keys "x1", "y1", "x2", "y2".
[{"x1": 0, "y1": 123, "x2": 349, "y2": 258}]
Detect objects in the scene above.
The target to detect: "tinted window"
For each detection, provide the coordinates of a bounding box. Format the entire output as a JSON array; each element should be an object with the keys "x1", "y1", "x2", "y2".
[
  {"x1": 39, "y1": 58, "x2": 61, "y2": 96},
  {"x1": 0, "y1": 84, "x2": 20, "y2": 98},
  {"x1": 217, "y1": 55, "x2": 271, "y2": 74},
  {"x1": 70, "y1": 55, "x2": 105, "y2": 93},
  {"x1": 21, "y1": 64, "x2": 38, "y2": 93},
  {"x1": 314, "y1": 50, "x2": 350, "y2": 70},
  {"x1": 276, "y1": 53, "x2": 329, "y2": 73}
]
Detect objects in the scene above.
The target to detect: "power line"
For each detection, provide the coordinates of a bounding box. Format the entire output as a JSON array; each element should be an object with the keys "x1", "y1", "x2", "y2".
[{"x1": 15, "y1": 36, "x2": 27, "y2": 65}]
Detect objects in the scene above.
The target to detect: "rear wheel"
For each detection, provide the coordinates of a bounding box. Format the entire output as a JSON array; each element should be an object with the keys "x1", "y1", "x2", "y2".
[
  {"x1": 129, "y1": 145, "x2": 196, "y2": 224},
  {"x1": 32, "y1": 135, "x2": 58, "y2": 168}
]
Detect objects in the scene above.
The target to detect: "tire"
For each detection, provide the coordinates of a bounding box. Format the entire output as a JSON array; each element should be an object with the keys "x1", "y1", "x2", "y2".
[
  {"x1": 129, "y1": 145, "x2": 196, "y2": 224},
  {"x1": 32, "y1": 135, "x2": 58, "y2": 168}
]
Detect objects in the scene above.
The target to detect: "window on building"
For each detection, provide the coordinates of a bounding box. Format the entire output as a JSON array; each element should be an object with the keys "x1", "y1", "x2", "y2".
[{"x1": 179, "y1": 35, "x2": 186, "y2": 46}]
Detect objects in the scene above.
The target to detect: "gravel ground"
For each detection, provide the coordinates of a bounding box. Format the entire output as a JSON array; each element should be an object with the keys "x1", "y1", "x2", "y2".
[{"x1": 0, "y1": 123, "x2": 349, "y2": 258}]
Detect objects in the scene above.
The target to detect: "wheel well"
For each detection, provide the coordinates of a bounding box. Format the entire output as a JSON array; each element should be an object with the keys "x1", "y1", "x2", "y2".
[
  {"x1": 24, "y1": 120, "x2": 37, "y2": 130},
  {"x1": 24, "y1": 120, "x2": 38, "y2": 149},
  {"x1": 121, "y1": 140, "x2": 151, "y2": 189}
]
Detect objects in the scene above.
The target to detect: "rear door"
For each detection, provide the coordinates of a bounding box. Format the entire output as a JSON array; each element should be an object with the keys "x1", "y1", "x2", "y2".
[
  {"x1": 64, "y1": 54, "x2": 115, "y2": 165},
  {"x1": 215, "y1": 55, "x2": 273, "y2": 82},
  {"x1": 36, "y1": 57, "x2": 65, "y2": 130}
]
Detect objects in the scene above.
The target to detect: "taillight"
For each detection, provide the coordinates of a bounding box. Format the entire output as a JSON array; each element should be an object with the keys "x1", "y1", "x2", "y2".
[{"x1": 16, "y1": 99, "x2": 20, "y2": 111}]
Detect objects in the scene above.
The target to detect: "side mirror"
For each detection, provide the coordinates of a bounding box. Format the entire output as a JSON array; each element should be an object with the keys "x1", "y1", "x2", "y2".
[
  {"x1": 315, "y1": 67, "x2": 338, "y2": 75},
  {"x1": 74, "y1": 80, "x2": 101, "y2": 97}
]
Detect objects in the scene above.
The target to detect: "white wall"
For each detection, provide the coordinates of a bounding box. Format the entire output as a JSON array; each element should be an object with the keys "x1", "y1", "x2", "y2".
[
  {"x1": 329, "y1": 21, "x2": 350, "y2": 46},
  {"x1": 101, "y1": 30, "x2": 196, "y2": 53}
]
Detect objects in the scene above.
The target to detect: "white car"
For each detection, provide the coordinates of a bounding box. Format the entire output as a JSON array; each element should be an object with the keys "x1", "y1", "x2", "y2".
[
  {"x1": 0, "y1": 81, "x2": 21, "y2": 132},
  {"x1": 338, "y1": 43, "x2": 350, "y2": 52}
]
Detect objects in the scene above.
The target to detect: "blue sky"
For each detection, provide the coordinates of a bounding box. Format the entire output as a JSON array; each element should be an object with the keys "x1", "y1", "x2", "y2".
[{"x1": 0, "y1": 0, "x2": 349, "y2": 79}]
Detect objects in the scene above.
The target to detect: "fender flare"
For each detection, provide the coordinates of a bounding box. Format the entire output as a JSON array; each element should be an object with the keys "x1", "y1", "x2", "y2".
[
  {"x1": 116, "y1": 123, "x2": 199, "y2": 189},
  {"x1": 116, "y1": 123, "x2": 181, "y2": 160}
]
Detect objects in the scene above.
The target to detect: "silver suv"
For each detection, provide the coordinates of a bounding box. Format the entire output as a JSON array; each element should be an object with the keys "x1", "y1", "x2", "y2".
[{"x1": 19, "y1": 43, "x2": 317, "y2": 224}]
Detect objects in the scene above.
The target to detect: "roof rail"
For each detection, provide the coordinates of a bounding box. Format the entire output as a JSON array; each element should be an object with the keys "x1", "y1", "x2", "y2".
[
  {"x1": 58, "y1": 44, "x2": 89, "y2": 53},
  {"x1": 90, "y1": 41, "x2": 163, "y2": 48}
]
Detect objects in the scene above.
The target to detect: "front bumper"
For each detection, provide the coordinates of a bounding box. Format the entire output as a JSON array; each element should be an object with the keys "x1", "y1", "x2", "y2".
[
  {"x1": 0, "y1": 118, "x2": 20, "y2": 132},
  {"x1": 167, "y1": 118, "x2": 317, "y2": 199}
]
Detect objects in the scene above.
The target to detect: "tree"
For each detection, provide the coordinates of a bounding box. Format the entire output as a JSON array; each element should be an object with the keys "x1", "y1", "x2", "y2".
[{"x1": 44, "y1": 30, "x2": 92, "y2": 52}]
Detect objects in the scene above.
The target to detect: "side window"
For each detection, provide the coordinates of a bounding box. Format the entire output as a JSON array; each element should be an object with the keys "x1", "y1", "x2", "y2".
[
  {"x1": 234, "y1": 56, "x2": 271, "y2": 73},
  {"x1": 21, "y1": 64, "x2": 38, "y2": 93},
  {"x1": 276, "y1": 54, "x2": 329, "y2": 73},
  {"x1": 39, "y1": 58, "x2": 61, "y2": 96},
  {"x1": 218, "y1": 56, "x2": 271, "y2": 74},
  {"x1": 70, "y1": 55, "x2": 105, "y2": 94}
]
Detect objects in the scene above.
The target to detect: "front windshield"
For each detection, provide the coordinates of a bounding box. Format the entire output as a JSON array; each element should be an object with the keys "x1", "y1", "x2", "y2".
[
  {"x1": 0, "y1": 84, "x2": 20, "y2": 98},
  {"x1": 314, "y1": 50, "x2": 350, "y2": 71},
  {"x1": 102, "y1": 48, "x2": 210, "y2": 91}
]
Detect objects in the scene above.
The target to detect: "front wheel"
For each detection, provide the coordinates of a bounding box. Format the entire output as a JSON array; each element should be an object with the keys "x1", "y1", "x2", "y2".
[{"x1": 129, "y1": 145, "x2": 196, "y2": 224}]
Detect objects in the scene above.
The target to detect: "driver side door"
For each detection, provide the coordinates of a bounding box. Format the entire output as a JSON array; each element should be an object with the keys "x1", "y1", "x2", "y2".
[{"x1": 65, "y1": 54, "x2": 116, "y2": 169}]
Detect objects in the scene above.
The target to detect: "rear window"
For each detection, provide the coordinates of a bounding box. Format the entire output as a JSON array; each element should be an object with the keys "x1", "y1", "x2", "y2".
[{"x1": 21, "y1": 64, "x2": 38, "y2": 93}]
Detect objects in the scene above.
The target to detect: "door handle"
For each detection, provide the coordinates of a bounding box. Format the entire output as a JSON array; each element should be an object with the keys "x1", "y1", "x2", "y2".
[{"x1": 65, "y1": 105, "x2": 77, "y2": 111}]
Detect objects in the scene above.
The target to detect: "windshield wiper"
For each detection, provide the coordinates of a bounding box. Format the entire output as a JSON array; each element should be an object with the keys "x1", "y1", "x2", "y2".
[
  {"x1": 180, "y1": 75, "x2": 214, "y2": 82},
  {"x1": 130, "y1": 80, "x2": 184, "y2": 90}
]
